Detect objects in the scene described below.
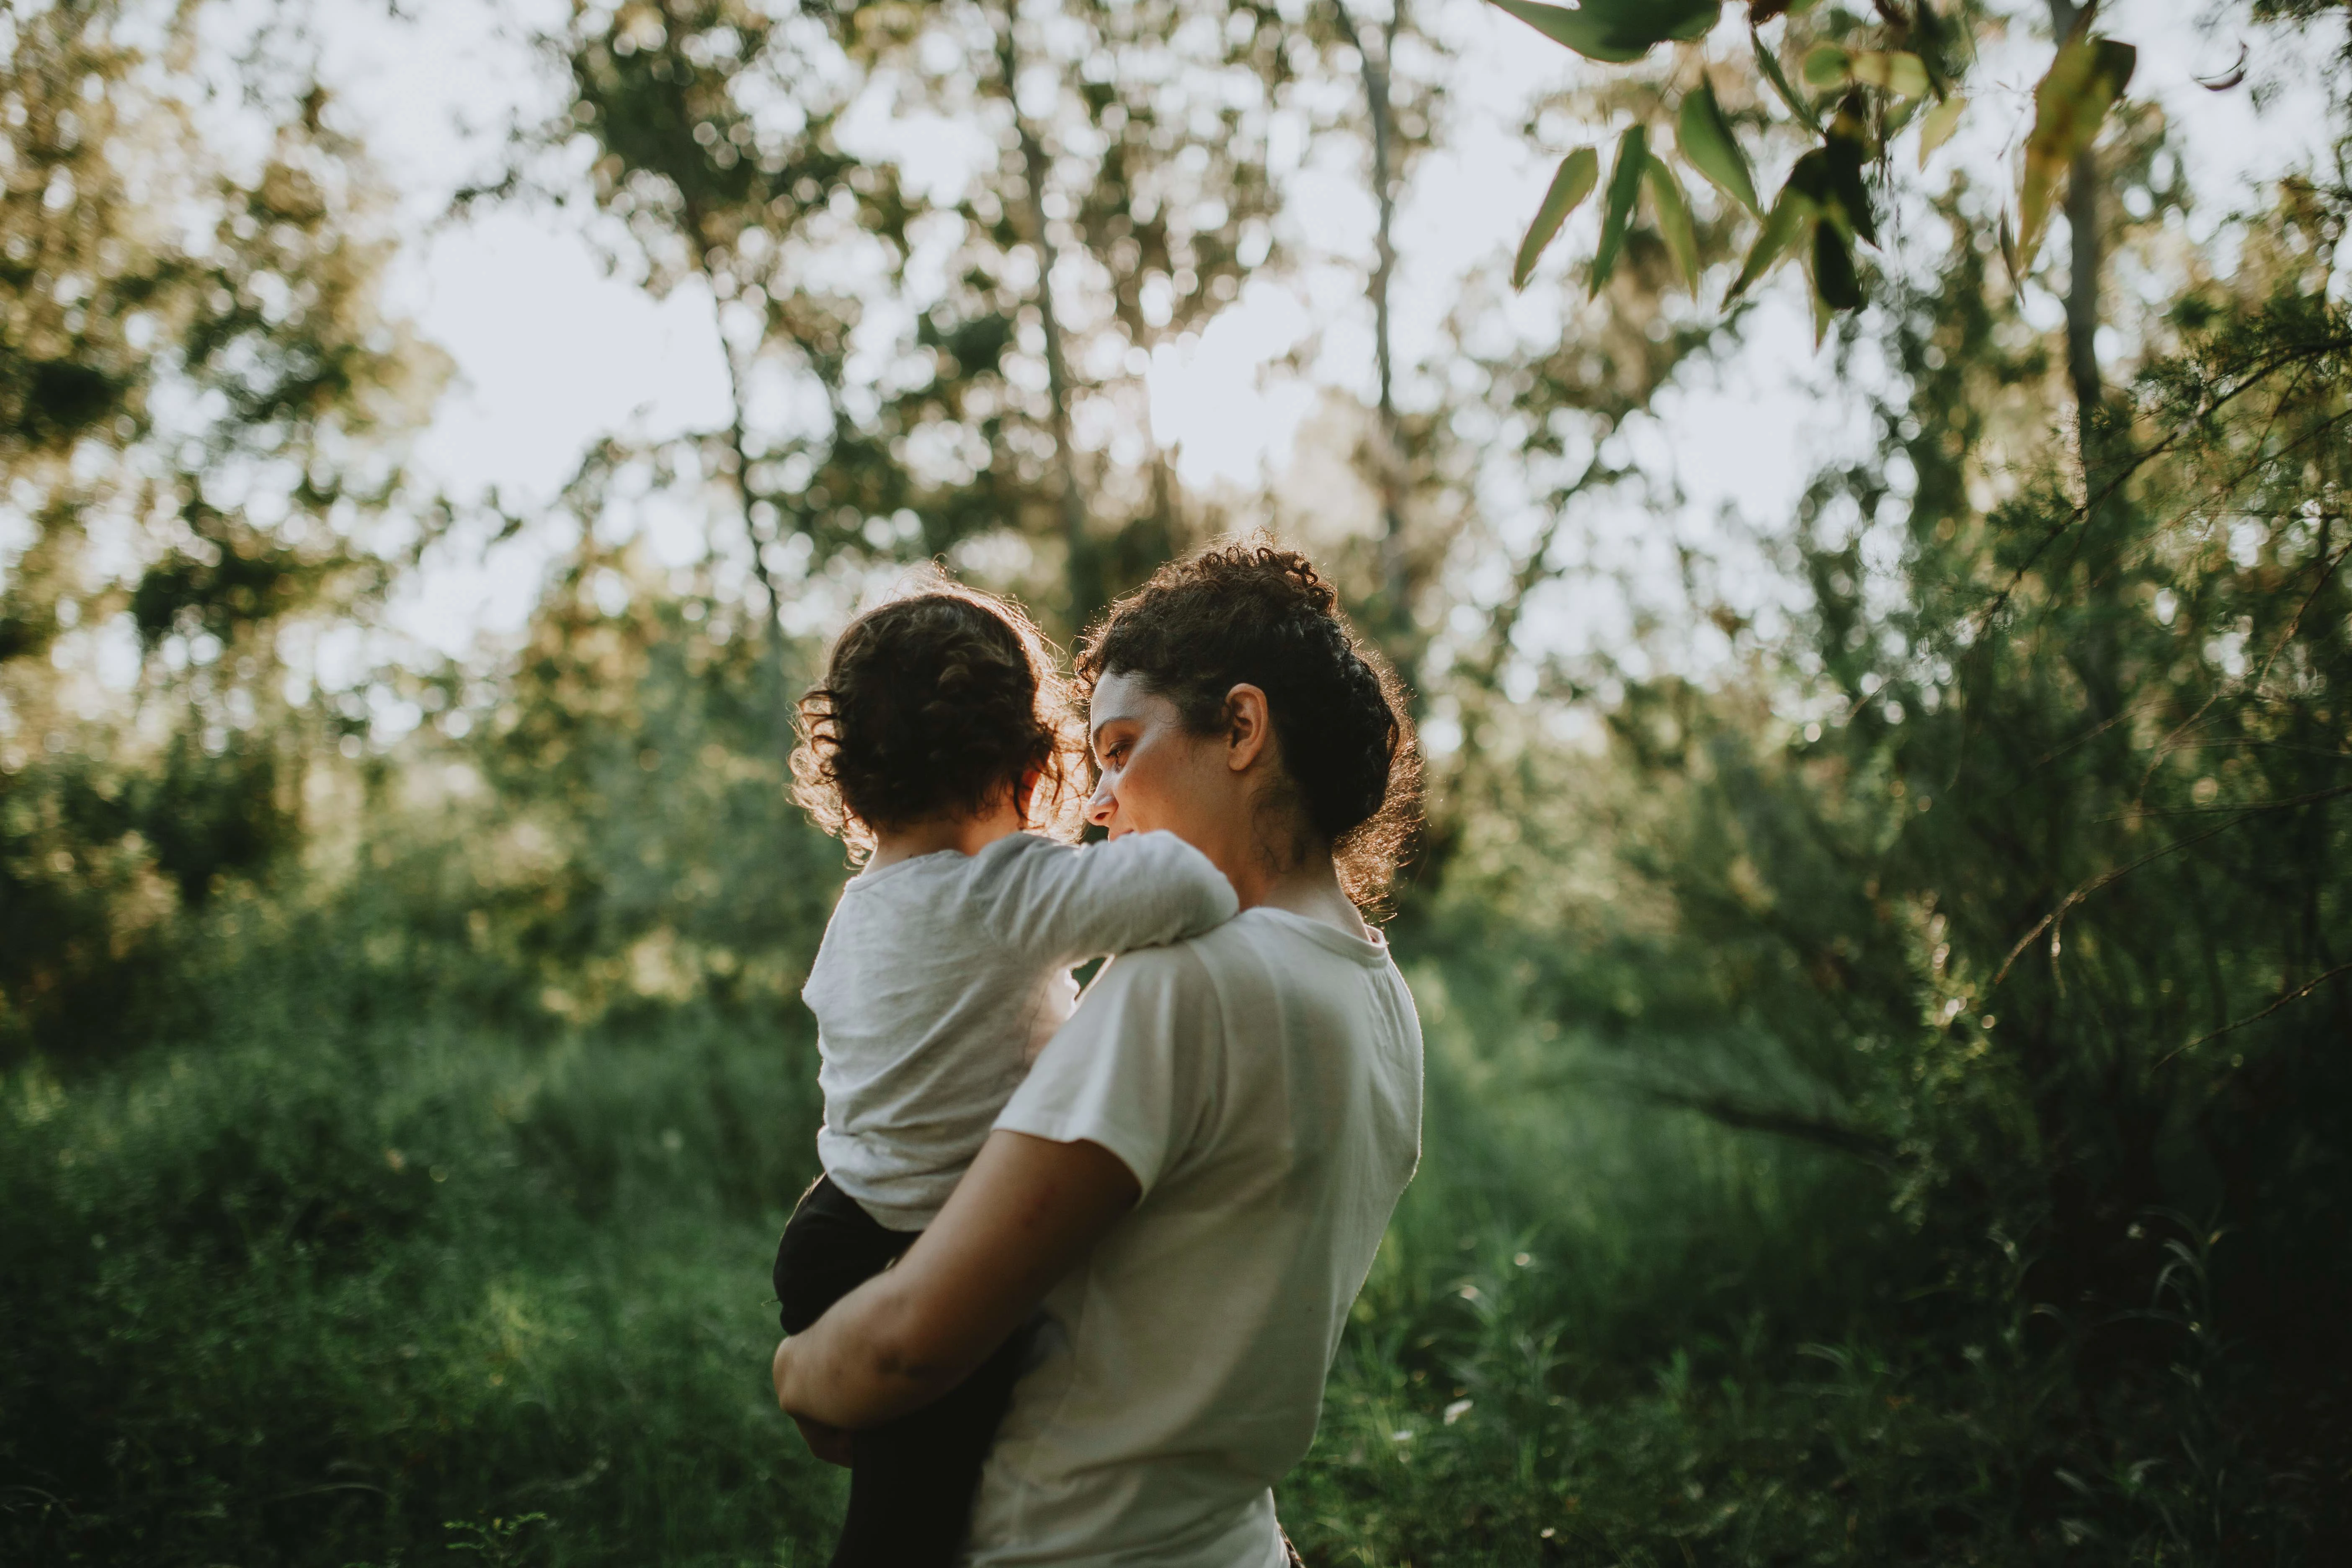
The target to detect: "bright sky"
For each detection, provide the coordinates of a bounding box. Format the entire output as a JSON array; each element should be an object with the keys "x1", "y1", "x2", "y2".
[{"x1": 302, "y1": 0, "x2": 2340, "y2": 671}]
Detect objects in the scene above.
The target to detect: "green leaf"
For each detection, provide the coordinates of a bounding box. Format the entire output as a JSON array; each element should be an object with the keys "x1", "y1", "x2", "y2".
[
  {"x1": 1485, "y1": 0, "x2": 1718, "y2": 64},
  {"x1": 1802, "y1": 44, "x2": 1850, "y2": 88},
  {"x1": 1644, "y1": 154, "x2": 1700, "y2": 289},
  {"x1": 2017, "y1": 36, "x2": 2136, "y2": 269},
  {"x1": 1998, "y1": 210, "x2": 2024, "y2": 294},
  {"x1": 1823, "y1": 124, "x2": 1877, "y2": 247},
  {"x1": 1513, "y1": 147, "x2": 1602, "y2": 289},
  {"x1": 1810, "y1": 218, "x2": 1863, "y2": 310},
  {"x1": 1728, "y1": 180, "x2": 1811, "y2": 300},
  {"x1": 1916, "y1": 93, "x2": 1965, "y2": 168},
  {"x1": 1848, "y1": 50, "x2": 1930, "y2": 98},
  {"x1": 1590, "y1": 123, "x2": 1648, "y2": 291},
  {"x1": 1751, "y1": 24, "x2": 1823, "y2": 134},
  {"x1": 1677, "y1": 77, "x2": 1759, "y2": 214}
]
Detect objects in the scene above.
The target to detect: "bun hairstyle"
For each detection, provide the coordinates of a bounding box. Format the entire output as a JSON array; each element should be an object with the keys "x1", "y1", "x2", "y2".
[
  {"x1": 1075, "y1": 542, "x2": 1420, "y2": 907},
  {"x1": 792, "y1": 584, "x2": 1083, "y2": 858}
]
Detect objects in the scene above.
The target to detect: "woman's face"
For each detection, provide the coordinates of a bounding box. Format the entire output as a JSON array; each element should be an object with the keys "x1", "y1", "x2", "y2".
[{"x1": 1083, "y1": 671, "x2": 1266, "y2": 877}]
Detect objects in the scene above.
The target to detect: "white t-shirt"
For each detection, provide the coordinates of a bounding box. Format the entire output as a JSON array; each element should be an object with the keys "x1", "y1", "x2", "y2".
[
  {"x1": 805, "y1": 830, "x2": 1238, "y2": 1230},
  {"x1": 967, "y1": 906, "x2": 1424, "y2": 1567}
]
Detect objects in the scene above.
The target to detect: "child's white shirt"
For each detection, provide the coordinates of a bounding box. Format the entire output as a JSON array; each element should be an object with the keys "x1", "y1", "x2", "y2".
[{"x1": 803, "y1": 830, "x2": 1238, "y2": 1229}]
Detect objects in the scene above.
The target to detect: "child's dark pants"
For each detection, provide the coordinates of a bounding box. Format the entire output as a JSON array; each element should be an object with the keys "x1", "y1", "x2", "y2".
[{"x1": 774, "y1": 1173, "x2": 1032, "y2": 1568}]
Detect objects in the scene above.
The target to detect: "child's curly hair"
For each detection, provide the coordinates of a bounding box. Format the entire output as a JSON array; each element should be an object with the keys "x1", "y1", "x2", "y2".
[{"x1": 791, "y1": 583, "x2": 1084, "y2": 859}]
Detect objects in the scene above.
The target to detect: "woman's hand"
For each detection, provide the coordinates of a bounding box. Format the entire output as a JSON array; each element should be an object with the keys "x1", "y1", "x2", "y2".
[
  {"x1": 794, "y1": 1413, "x2": 855, "y2": 1467},
  {"x1": 775, "y1": 1338, "x2": 855, "y2": 1465}
]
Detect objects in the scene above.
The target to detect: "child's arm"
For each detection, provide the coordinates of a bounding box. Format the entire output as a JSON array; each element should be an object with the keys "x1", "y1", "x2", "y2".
[{"x1": 980, "y1": 832, "x2": 1238, "y2": 964}]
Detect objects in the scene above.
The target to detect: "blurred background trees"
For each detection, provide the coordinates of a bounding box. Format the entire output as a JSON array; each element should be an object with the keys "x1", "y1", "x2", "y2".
[
  {"x1": 0, "y1": 0, "x2": 445, "y2": 1055},
  {"x1": 4, "y1": 0, "x2": 2348, "y2": 1562}
]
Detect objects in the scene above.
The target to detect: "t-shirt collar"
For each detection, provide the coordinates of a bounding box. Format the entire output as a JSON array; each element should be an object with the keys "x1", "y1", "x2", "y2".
[{"x1": 1237, "y1": 905, "x2": 1390, "y2": 966}]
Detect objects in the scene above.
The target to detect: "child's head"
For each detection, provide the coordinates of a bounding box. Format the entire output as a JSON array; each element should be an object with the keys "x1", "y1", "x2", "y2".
[{"x1": 791, "y1": 584, "x2": 1081, "y2": 856}]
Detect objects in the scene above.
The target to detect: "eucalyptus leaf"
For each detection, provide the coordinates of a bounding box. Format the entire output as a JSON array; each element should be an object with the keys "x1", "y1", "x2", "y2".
[
  {"x1": 1590, "y1": 123, "x2": 1648, "y2": 291},
  {"x1": 2017, "y1": 35, "x2": 2137, "y2": 268},
  {"x1": 1822, "y1": 126, "x2": 1878, "y2": 247},
  {"x1": 1916, "y1": 93, "x2": 1966, "y2": 168},
  {"x1": 1728, "y1": 180, "x2": 1810, "y2": 300},
  {"x1": 1677, "y1": 77, "x2": 1759, "y2": 214},
  {"x1": 1784, "y1": 147, "x2": 1831, "y2": 203},
  {"x1": 1847, "y1": 50, "x2": 1930, "y2": 98},
  {"x1": 1802, "y1": 44, "x2": 1850, "y2": 88},
  {"x1": 1811, "y1": 219, "x2": 1863, "y2": 310},
  {"x1": 1485, "y1": 0, "x2": 1718, "y2": 64},
  {"x1": 1751, "y1": 24, "x2": 1823, "y2": 134},
  {"x1": 1513, "y1": 147, "x2": 1602, "y2": 289},
  {"x1": 1644, "y1": 154, "x2": 1700, "y2": 289}
]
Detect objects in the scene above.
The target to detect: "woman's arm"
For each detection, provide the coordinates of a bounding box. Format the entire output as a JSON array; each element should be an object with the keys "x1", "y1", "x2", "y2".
[{"x1": 773, "y1": 1130, "x2": 1141, "y2": 1432}]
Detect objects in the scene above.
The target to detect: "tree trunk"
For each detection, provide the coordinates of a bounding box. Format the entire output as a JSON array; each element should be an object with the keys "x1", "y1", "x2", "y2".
[
  {"x1": 2047, "y1": 0, "x2": 2101, "y2": 425},
  {"x1": 1331, "y1": 0, "x2": 1410, "y2": 642},
  {"x1": 679, "y1": 191, "x2": 796, "y2": 743},
  {"x1": 997, "y1": 11, "x2": 1095, "y2": 627}
]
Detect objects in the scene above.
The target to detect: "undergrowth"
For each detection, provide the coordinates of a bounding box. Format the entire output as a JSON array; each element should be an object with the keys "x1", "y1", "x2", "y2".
[{"x1": 0, "y1": 956, "x2": 2311, "y2": 1565}]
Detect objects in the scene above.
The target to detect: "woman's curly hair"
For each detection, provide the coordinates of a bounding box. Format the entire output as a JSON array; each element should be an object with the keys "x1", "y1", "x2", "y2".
[
  {"x1": 1075, "y1": 542, "x2": 1421, "y2": 908},
  {"x1": 791, "y1": 583, "x2": 1083, "y2": 858}
]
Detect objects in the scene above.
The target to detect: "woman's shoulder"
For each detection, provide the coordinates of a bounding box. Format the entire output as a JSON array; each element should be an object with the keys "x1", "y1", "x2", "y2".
[
  {"x1": 1085, "y1": 928, "x2": 1221, "y2": 994},
  {"x1": 1194, "y1": 905, "x2": 1392, "y2": 970}
]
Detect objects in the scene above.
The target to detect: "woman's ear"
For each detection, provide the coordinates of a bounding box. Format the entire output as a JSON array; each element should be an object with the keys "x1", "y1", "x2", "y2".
[
  {"x1": 1014, "y1": 766, "x2": 1043, "y2": 823},
  {"x1": 1222, "y1": 684, "x2": 1273, "y2": 774}
]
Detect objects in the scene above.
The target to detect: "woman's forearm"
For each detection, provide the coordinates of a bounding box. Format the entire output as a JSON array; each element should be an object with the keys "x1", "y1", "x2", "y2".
[
  {"x1": 773, "y1": 1270, "x2": 970, "y2": 1429},
  {"x1": 772, "y1": 1131, "x2": 1141, "y2": 1435}
]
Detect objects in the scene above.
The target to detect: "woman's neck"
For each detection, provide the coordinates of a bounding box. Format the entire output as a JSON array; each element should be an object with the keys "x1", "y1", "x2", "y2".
[
  {"x1": 1226, "y1": 846, "x2": 1372, "y2": 940},
  {"x1": 866, "y1": 799, "x2": 1026, "y2": 871}
]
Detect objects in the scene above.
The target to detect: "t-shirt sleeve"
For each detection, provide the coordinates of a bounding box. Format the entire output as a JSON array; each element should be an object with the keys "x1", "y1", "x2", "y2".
[
  {"x1": 992, "y1": 944, "x2": 1220, "y2": 1196},
  {"x1": 981, "y1": 832, "x2": 1238, "y2": 967}
]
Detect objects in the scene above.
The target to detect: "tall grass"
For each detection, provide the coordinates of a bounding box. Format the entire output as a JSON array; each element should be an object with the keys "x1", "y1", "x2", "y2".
[
  {"x1": 1284, "y1": 958, "x2": 2286, "y2": 1567},
  {"x1": 0, "y1": 946, "x2": 2301, "y2": 1565},
  {"x1": 1, "y1": 1002, "x2": 839, "y2": 1566}
]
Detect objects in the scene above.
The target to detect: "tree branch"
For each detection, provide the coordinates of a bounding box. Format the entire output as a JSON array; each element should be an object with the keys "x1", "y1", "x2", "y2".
[
  {"x1": 1643, "y1": 1088, "x2": 1901, "y2": 1169},
  {"x1": 2160, "y1": 961, "x2": 2352, "y2": 1066}
]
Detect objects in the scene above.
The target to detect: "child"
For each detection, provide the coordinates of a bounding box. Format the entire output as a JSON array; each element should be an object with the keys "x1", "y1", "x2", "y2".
[{"x1": 774, "y1": 583, "x2": 1237, "y2": 1567}]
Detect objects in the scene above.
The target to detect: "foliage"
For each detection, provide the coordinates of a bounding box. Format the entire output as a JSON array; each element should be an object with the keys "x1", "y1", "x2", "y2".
[
  {"x1": 7, "y1": 0, "x2": 2352, "y2": 1561},
  {"x1": 0, "y1": 996, "x2": 835, "y2": 1565},
  {"x1": 510, "y1": 0, "x2": 1335, "y2": 638},
  {"x1": 0, "y1": 0, "x2": 445, "y2": 1058},
  {"x1": 1491, "y1": 0, "x2": 2169, "y2": 328},
  {"x1": 1428, "y1": 48, "x2": 2352, "y2": 1557}
]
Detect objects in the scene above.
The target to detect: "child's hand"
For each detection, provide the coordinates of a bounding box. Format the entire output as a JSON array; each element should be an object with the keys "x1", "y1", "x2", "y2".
[{"x1": 793, "y1": 1413, "x2": 855, "y2": 1467}]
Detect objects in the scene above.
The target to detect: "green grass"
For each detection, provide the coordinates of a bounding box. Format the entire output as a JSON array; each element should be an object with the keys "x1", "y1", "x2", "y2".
[
  {"x1": 0, "y1": 959, "x2": 2293, "y2": 1566},
  {"x1": 1, "y1": 1010, "x2": 841, "y2": 1566}
]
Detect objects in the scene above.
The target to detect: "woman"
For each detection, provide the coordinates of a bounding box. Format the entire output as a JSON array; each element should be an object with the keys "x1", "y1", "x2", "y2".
[{"x1": 773, "y1": 544, "x2": 1424, "y2": 1565}]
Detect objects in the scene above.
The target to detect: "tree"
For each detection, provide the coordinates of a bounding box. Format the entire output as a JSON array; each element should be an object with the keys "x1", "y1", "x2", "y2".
[
  {"x1": 529, "y1": 0, "x2": 1305, "y2": 643},
  {"x1": 0, "y1": 0, "x2": 446, "y2": 1058},
  {"x1": 1449, "y1": 0, "x2": 2351, "y2": 1427}
]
